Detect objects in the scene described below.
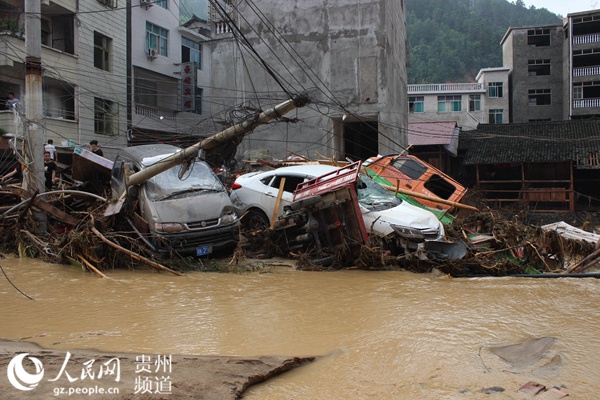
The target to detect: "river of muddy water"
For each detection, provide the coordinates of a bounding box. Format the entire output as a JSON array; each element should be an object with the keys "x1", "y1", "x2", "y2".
[{"x1": 1, "y1": 256, "x2": 599, "y2": 399}]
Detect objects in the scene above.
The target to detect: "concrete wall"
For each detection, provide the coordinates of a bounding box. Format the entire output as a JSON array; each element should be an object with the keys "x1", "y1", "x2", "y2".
[
  {"x1": 407, "y1": 91, "x2": 485, "y2": 131},
  {"x1": 210, "y1": 0, "x2": 407, "y2": 161},
  {"x1": 77, "y1": 1, "x2": 128, "y2": 160}
]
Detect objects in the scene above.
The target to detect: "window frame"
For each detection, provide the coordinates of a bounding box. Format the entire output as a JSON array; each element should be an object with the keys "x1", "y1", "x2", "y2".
[
  {"x1": 488, "y1": 82, "x2": 503, "y2": 98},
  {"x1": 528, "y1": 89, "x2": 551, "y2": 106},
  {"x1": 489, "y1": 109, "x2": 503, "y2": 124},
  {"x1": 181, "y1": 37, "x2": 202, "y2": 69},
  {"x1": 437, "y1": 95, "x2": 461, "y2": 113},
  {"x1": 146, "y1": 22, "x2": 168, "y2": 57},
  {"x1": 408, "y1": 96, "x2": 424, "y2": 113},
  {"x1": 94, "y1": 97, "x2": 116, "y2": 135},
  {"x1": 528, "y1": 59, "x2": 551, "y2": 76},
  {"x1": 93, "y1": 31, "x2": 111, "y2": 71},
  {"x1": 469, "y1": 94, "x2": 481, "y2": 112},
  {"x1": 527, "y1": 28, "x2": 551, "y2": 47}
]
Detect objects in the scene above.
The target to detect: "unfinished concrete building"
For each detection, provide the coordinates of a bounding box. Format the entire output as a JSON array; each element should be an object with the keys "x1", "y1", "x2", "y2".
[{"x1": 209, "y1": 0, "x2": 407, "y2": 162}]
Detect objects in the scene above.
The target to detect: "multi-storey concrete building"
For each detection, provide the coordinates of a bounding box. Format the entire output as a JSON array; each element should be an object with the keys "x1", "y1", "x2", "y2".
[
  {"x1": 501, "y1": 24, "x2": 564, "y2": 122},
  {"x1": 500, "y1": 9, "x2": 600, "y2": 122},
  {"x1": 565, "y1": 10, "x2": 600, "y2": 120},
  {"x1": 209, "y1": 0, "x2": 407, "y2": 161},
  {"x1": 130, "y1": 1, "x2": 212, "y2": 143},
  {"x1": 407, "y1": 67, "x2": 510, "y2": 130},
  {"x1": 0, "y1": 0, "x2": 127, "y2": 160}
]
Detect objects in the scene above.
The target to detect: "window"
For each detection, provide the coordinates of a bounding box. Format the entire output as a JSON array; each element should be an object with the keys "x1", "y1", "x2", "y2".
[
  {"x1": 270, "y1": 175, "x2": 306, "y2": 193},
  {"x1": 97, "y1": 0, "x2": 117, "y2": 8},
  {"x1": 94, "y1": 32, "x2": 111, "y2": 71},
  {"x1": 182, "y1": 37, "x2": 202, "y2": 68},
  {"x1": 528, "y1": 59, "x2": 551, "y2": 76},
  {"x1": 41, "y1": 15, "x2": 75, "y2": 54},
  {"x1": 146, "y1": 22, "x2": 168, "y2": 56},
  {"x1": 527, "y1": 28, "x2": 550, "y2": 46},
  {"x1": 156, "y1": 0, "x2": 167, "y2": 7},
  {"x1": 528, "y1": 89, "x2": 551, "y2": 106},
  {"x1": 488, "y1": 82, "x2": 503, "y2": 98},
  {"x1": 390, "y1": 158, "x2": 427, "y2": 180},
  {"x1": 489, "y1": 109, "x2": 503, "y2": 124},
  {"x1": 437, "y1": 96, "x2": 461, "y2": 112},
  {"x1": 94, "y1": 97, "x2": 116, "y2": 135},
  {"x1": 469, "y1": 95, "x2": 481, "y2": 112},
  {"x1": 408, "y1": 96, "x2": 424, "y2": 113},
  {"x1": 573, "y1": 86, "x2": 583, "y2": 99}
]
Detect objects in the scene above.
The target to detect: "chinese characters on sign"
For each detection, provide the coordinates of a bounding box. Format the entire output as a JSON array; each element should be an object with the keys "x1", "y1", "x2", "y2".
[
  {"x1": 134, "y1": 354, "x2": 173, "y2": 395},
  {"x1": 49, "y1": 352, "x2": 121, "y2": 383},
  {"x1": 181, "y1": 62, "x2": 196, "y2": 111}
]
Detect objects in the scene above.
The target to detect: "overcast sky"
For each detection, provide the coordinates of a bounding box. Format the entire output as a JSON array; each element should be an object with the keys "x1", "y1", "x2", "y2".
[{"x1": 524, "y1": 0, "x2": 600, "y2": 17}]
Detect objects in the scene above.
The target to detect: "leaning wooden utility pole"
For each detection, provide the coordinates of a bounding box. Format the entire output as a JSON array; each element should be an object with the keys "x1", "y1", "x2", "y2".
[
  {"x1": 126, "y1": 93, "x2": 310, "y2": 187},
  {"x1": 23, "y1": 0, "x2": 47, "y2": 232}
]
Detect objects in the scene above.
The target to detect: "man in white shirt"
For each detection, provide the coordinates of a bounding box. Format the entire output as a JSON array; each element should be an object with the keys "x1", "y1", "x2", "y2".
[
  {"x1": 6, "y1": 92, "x2": 19, "y2": 109},
  {"x1": 44, "y1": 139, "x2": 57, "y2": 160}
]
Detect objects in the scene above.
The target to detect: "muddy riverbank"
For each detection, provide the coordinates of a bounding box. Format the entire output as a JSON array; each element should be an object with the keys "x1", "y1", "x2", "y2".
[{"x1": 0, "y1": 340, "x2": 315, "y2": 399}]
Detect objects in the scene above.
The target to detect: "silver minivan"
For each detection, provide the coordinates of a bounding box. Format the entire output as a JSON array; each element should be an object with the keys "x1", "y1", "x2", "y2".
[{"x1": 111, "y1": 144, "x2": 239, "y2": 256}]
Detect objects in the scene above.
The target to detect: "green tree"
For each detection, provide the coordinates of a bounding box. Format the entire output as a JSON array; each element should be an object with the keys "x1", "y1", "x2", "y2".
[{"x1": 406, "y1": 0, "x2": 561, "y2": 83}]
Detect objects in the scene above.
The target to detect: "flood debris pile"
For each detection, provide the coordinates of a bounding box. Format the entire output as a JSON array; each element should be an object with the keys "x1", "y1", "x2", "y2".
[
  {"x1": 2, "y1": 143, "x2": 600, "y2": 278},
  {"x1": 239, "y1": 203, "x2": 600, "y2": 277},
  {"x1": 0, "y1": 186, "x2": 184, "y2": 276}
]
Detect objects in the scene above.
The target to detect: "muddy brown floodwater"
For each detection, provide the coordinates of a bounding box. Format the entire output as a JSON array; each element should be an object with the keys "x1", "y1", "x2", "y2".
[{"x1": 1, "y1": 256, "x2": 599, "y2": 399}]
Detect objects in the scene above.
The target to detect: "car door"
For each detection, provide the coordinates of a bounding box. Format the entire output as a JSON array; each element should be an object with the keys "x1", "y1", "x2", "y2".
[{"x1": 261, "y1": 172, "x2": 308, "y2": 222}]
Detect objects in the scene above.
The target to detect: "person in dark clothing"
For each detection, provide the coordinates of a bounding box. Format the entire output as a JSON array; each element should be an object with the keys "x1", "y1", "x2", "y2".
[
  {"x1": 90, "y1": 140, "x2": 104, "y2": 157},
  {"x1": 44, "y1": 151, "x2": 57, "y2": 190}
]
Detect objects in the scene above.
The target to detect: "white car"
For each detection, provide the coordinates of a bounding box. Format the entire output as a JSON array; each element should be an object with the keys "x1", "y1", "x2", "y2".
[{"x1": 229, "y1": 164, "x2": 445, "y2": 251}]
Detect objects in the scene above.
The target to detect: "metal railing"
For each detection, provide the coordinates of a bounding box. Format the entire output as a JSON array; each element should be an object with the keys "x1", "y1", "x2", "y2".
[
  {"x1": 573, "y1": 65, "x2": 600, "y2": 76},
  {"x1": 134, "y1": 104, "x2": 176, "y2": 121},
  {"x1": 408, "y1": 83, "x2": 484, "y2": 93},
  {"x1": 573, "y1": 98, "x2": 600, "y2": 108},
  {"x1": 573, "y1": 33, "x2": 600, "y2": 45}
]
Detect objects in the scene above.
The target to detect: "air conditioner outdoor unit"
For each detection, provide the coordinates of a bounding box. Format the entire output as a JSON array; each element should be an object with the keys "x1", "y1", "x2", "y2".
[
  {"x1": 147, "y1": 48, "x2": 157, "y2": 59},
  {"x1": 140, "y1": 0, "x2": 153, "y2": 9}
]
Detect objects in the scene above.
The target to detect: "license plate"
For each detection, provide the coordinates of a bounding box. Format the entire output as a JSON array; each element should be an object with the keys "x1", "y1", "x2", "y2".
[{"x1": 196, "y1": 244, "x2": 213, "y2": 256}]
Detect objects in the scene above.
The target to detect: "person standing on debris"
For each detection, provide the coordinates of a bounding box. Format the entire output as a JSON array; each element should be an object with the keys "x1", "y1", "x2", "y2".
[
  {"x1": 44, "y1": 139, "x2": 57, "y2": 160},
  {"x1": 6, "y1": 92, "x2": 20, "y2": 109},
  {"x1": 0, "y1": 133, "x2": 22, "y2": 184},
  {"x1": 44, "y1": 151, "x2": 57, "y2": 190},
  {"x1": 90, "y1": 140, "x2": 104, "y2": 157}
]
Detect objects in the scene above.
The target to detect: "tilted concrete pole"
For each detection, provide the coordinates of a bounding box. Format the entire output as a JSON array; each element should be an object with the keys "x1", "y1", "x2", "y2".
[{"x1": 126, "y1": 93, "x2": 310, "y2": 187}]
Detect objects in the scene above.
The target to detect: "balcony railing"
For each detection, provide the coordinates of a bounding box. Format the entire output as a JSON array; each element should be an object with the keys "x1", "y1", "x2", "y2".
[
  {"x1": 573, "y1": 98, "x2": 600, "y2": 108},
  {"x1": 215, "y1": 22, "x2": 231, "y2": 34},
  {"x1": 573, "y1": 33, "x2": 600, "y2": 45},
  {"x1": 573, "y1": 65, "x2": 600, "y2": 77},
  {"x1": 135, "y1": 104, "x2": 176, "y2": 121},
  {"x1": 408, "y1": 83, "x2": 484, "y2": 93}
]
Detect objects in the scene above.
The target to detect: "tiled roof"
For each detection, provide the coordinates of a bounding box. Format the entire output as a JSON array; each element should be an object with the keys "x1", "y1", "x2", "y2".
[
  {"x1": 408, "y1": 121, "x2": 458, "y2": 146},
  {"x1": 459, "y1": 120, "x2": 600, "y2": 165}
]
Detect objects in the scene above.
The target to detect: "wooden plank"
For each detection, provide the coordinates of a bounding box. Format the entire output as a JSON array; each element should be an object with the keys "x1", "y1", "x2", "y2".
[
  {"x1": 32, "y1": 197, "x2": 80, "y2": 226},
  {"x1": 270, "y1": 177, "x2": 286, "y2": 229}
]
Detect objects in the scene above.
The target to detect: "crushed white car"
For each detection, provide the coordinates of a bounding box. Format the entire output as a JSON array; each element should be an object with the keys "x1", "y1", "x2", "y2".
[{"x1": 230, "y1": 164, "x2": 449, "y2": 254}]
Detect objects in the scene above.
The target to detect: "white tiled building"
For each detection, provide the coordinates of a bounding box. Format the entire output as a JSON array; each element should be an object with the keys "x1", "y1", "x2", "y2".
[
  {"x1": 131, "y1": 1, "x2": 212, "y2": 143},
  {"x1": 407, "y1": 67, "x2": 510, "y2": 131},
  {"x1": 0, "y1": 0, "x2": 127, "y2": 160}
]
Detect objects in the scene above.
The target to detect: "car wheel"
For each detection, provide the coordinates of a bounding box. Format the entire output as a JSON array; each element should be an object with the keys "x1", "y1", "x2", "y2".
[{"x1": 241, "y1": 209, "x2": 270, "y2": 232}]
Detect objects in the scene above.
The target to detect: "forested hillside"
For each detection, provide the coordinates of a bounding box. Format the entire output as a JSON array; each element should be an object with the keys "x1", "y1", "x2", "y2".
[{"x1": 407, "y1": 0, "x2": 562, "y2": 83}]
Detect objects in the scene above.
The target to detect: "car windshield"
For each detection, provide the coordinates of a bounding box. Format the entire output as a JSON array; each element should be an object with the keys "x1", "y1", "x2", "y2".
[
  {"x1": 356, "y1": 175, "x2": 401, "y2": 211},
  {"x1": 145, "y1": 160, "x2": 224, "y2": 202}
]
